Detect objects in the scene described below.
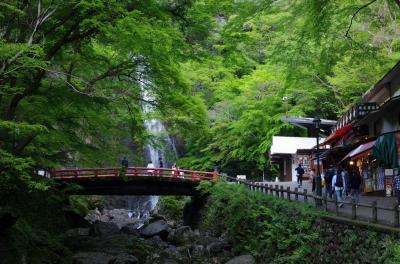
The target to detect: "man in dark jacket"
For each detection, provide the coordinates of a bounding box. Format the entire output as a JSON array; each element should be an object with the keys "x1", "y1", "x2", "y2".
[
  {"x1": 324, "y1": 166, "x2": 334, "y2": 199},
  {"x1": 295, "y1": 164, "x2": 305, "y2": 188},
  {"x1": 349, "y1": 170, "x2": 362, "y2": 205}
]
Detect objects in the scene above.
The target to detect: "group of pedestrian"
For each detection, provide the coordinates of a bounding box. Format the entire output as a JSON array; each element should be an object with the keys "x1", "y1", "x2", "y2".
[
  {"x1": 322, "y1": 165, "x2": 361, "y2": 207},
  {"x1": 121, "y1": 157, "x2": 183, "y2": 177}
]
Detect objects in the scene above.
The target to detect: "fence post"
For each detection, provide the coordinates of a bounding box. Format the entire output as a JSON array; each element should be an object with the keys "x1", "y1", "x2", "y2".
[
  {"x1": 351, "y1": 203, "x2": 356, "y2": 220},
  {"x1": 323, "y1": 192, "x2": 328, "y2": 211},
  {"x1": 275, "y1": 185, "x2": 279, "y2": 197},
  {"x1": 295, "y1": 187, "x2": 299, "y2": 201},
  {"x1": 313, "y1": 193, "x2": 317, "y2": 207},
  {"x1": 263, "y1": 183, "x2": 267, "y2": 194},
  {"x1": 394, "y1": 205, "x2": 399, "y2": 228},
  {"x1": 280, "y1": 186, "x2": 284, "y2": 198},
  {"x1": 287, "y1": 187, "x2": 291, "y2": 201},
  {"x1": 372, "y1": 201, "x2": 377, "y2": 223},
  {"x1": 303, "y1": 189, "x2": 308, "y2": 202},
  {"x1": 270, "y1": 185, "x2": 274, "y2": 195},
  {"x1": 334, "y1": 195, "x2": 339, "y2": 216}
]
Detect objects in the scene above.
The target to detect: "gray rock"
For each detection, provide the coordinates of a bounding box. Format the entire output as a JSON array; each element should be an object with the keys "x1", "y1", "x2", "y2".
[
  {"x1": 167, "y1": 226, "x2": 194, "y2": 246},
  {"x1": 91, "y1": 221, "x2": 120, "y2": 236},
  {"x1": 225, "y1": 255, "x2": 255, "y2": 264},
  {"x1": 110, "y1": 253, "x2": 138, "y2": 264},
  {"x1": 191, "y1": 245, "x2": 206, "y2": 257},
  {"x1": 207, "y1": 241, "x2": 231, "y2": 254},
  {"x1": 65, "y1": 228, "x2": 90, "y2": 237},
  {"x1": 121, "y1": 223, "x2": 141, "y2": 235},
  {"x1": 140, "y1": 219, "x2": 170, "y2": 238},
  {"x1": 149, "y1": 214, "x2": 166, "y2": 223},
  {"x1": 73, "y1": 251, "x2": 115, "y2": 264}
]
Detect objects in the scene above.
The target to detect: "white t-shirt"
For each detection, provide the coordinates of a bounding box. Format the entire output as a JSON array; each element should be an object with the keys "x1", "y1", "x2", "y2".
[
  {"x1": 332, "y1": 174, "x2": 346, "y2": 191},
  {"x1": 147, "y1": 163, "x2": 154, "y2": 173}
]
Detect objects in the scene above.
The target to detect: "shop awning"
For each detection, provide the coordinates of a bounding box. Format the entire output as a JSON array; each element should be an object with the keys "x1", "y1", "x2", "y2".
[
  {"x1": 340, "y1": 140, "x2": 376, "y2": 163},
  {"x1": 372, "y1": 132, "x2": 399, "y2": 168},
  {"x1": 321, "y1": 124, "x2": 352, "y2": 146}
]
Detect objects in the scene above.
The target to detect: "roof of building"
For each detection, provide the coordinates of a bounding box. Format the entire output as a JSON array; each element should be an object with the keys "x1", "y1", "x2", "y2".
[
  {"x1": 270, "y1": 136, "x2": 325, "y2": 155},
  {"x1": 362, "y1": 60, "x2": 400, "y2": 102}
]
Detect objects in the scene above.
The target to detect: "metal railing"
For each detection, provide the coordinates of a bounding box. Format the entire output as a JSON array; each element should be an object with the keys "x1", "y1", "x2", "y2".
[{"x1": 222, "y1": 175, "x2": 400, "y2": 228}]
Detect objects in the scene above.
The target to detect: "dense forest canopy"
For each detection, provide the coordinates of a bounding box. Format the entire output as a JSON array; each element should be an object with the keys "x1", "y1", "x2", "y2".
[{"x1": 1, "y1": 0, "x2": 400, "y2": 187}]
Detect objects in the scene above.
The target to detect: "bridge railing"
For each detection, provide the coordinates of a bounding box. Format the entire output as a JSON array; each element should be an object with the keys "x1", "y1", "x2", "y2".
[{"x1": 50, "y1": 167, "x2": 218, "y2": 182}]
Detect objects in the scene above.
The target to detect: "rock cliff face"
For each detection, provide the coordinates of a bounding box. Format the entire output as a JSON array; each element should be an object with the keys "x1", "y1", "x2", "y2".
[{"x1": 66, "y1": 211, "x2": 254, "y2": 264}]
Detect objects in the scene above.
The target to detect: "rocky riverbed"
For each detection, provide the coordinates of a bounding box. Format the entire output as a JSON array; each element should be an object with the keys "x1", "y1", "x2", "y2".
[{"x1": 65, "y1": 207, "x2": 255, "y2": 264}]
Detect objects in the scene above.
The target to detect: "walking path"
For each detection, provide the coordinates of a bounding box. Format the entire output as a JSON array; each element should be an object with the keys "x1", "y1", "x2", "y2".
[{"x1": 259, "y1": 180, "x2": 399, "y2": 227}]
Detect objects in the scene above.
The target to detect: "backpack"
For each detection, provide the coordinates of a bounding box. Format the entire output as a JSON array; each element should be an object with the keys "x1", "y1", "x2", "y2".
[{"x1": 335, "y1": 174, "x2": 343, "y2": 187}]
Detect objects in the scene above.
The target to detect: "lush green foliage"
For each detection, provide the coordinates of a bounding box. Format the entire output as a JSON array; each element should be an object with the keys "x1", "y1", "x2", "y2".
[
  {"x1": 198, "y1": 180, "x2": 400, "y2": 263},
  {"x1": 176, "y1": 0, "x2": 400, "y2": 179},
  {"x1": 158, "y1": 196, "x2": 190, "y2": 223},
  {"x1": 198, "y1": 181, "x2": 319, "y2": 262}
]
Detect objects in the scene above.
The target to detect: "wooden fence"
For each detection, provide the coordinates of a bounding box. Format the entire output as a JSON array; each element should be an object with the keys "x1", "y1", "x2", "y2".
[{"x1": 222, "y1": 175, "x2": 400, "y2": 228}]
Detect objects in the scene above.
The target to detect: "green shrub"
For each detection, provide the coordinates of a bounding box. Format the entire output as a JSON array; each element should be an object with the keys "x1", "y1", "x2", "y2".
[{"x1": 158, "y1": 196, "x2": 190, "y2": 222}]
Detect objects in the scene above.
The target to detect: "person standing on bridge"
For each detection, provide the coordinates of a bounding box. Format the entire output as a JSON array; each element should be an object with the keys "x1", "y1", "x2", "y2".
[
  {"x1": 146, "y1": 160, "x2": 154, "y2": 176},
  {"x1": 121, "y1": 157, "x2": 129, "y2": 167},
  {"x1": 120, "y1": 157, "x2": 129, "y2": 178}
]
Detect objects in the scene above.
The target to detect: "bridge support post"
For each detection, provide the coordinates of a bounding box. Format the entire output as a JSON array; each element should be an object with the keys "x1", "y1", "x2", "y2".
[
  {"x1": 295, "y1": 188, "x2": 298, "y2": 201},
  {"x1": 280, "y1": 186, "x2": 284, "y2": 198},
  {"x1": 275, "y1": 185, "x2": 279, "y2": 197},
  {"x1": 303, "y1": 189, "x2": 308, "y2": 202},
  {"x1": 286, "y1": 187, "x2": 291, "y2": 201}
]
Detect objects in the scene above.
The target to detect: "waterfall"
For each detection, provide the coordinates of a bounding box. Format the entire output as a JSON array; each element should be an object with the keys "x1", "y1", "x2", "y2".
[{"x1": 85, "y1": 63, "x2": 178, "y2": 229}]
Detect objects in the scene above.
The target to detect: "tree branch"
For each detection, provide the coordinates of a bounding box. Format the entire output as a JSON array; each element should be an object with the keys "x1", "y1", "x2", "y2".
[{"x1": 345, "y1": 0, "x2": 378, "y2": 39}]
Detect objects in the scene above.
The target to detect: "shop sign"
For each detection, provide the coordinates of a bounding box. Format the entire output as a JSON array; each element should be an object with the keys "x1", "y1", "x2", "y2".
[{"x1": 385, "y1": 169, "x2": 394, "y2": 176}]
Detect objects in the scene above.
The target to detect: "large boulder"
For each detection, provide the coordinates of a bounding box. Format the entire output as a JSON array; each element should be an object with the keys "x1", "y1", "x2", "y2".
[
  {"x1": 73, "y1": 251, "x2": 115, "y2": 264},
  {"x1": 167, "y1": 226, "x2": 194, "y2": 246},
  {"x1": 225, "y1": 255, "x2": 255, "y2": 264},
  {"x1": 121, "y1": 223, "x2": 141, "y2": 235},
  {"x1": 110, "y1": 253, "x2": 138, "y2": 264},
  {"x1": 90, "y1": 221, "x2": 120, "y2": 236},
  {"x1": 139, "y1": 219, "x2": 170, "y2": 238},
  {"x1": 207, "y1": 241, "x2": 231, "y2": 254}
]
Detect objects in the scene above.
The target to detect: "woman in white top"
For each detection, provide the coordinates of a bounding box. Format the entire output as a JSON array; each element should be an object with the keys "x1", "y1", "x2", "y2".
[
  {"x1": 146, "y1": 161, "x2": 154, "y2": 176},
  {"x1": 331, "y1": 169, "x2": 346, "y2": 207}
]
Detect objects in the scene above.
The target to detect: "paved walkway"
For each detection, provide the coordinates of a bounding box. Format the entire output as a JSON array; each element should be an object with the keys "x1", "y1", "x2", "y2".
[{"x1": 260, "y1": 180, "x2": 399, "y2": 227}]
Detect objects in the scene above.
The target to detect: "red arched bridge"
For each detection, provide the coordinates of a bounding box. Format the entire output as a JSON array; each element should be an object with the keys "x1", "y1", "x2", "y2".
[{"x1": 50, "y1": 167, "x2": 218, "y2": 196}]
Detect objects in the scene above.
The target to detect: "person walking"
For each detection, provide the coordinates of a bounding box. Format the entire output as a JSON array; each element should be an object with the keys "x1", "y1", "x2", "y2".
[
  {"x1": 332, "y1": 168, "x2": 346, "y2": 207},
  {"x1": 146, "y1": 160, "x2": 154, "y2": 176},
  {"x1": 392, "y1": 172, "x2": 400, "y2": 207},
  {"x1": 342, "y1": 168, "x2": 350, "y2": 196},
  {"x1": 295, "y1": 164, "x2": 305, "y2": 188},
  {"x1": 310, "y1": 169, "x2": 316, "y2": 193},
  {"x1": 324, "y1": 166, "x2": 333, "y2": 199},
  {"x1": 349, "y1": 170, "x2": 362, "y2": 206}
]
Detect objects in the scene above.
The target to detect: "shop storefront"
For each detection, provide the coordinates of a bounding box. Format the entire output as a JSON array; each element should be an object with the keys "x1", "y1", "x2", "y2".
[{"x1": 341, "y1": 131, "x2": 400, "y2": 195}]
